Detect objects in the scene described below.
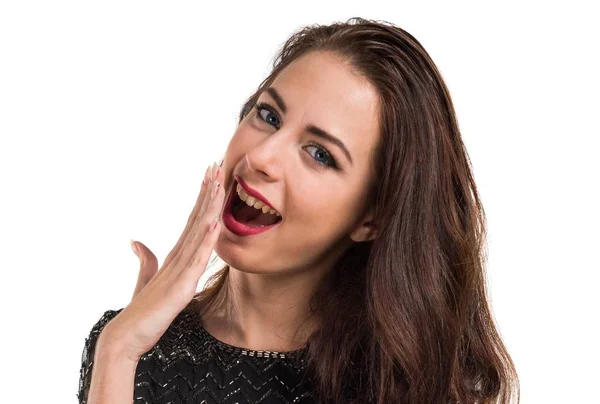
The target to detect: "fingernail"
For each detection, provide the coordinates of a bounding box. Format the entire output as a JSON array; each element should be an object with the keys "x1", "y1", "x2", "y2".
[
  {"x1": 130, "y1": 239, "x2": 138, "y2": 256},
  {"x1": 211, "y1": 162, "x2": 218, "y2": 181},
  {"x1": 203, "y1": 165, "x2": 211, "y2": 185},
  {"x1": 211, "y1": 180, "x2": 220, "y2": 199},
  {"x1": 208, "y1": 215, "x2": 219, "y2": 232}
]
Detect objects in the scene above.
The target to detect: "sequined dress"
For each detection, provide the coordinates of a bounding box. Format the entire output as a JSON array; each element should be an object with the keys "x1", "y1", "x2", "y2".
[{"x1": 77, "y1": 307, "x2": 316, "y2": 403}]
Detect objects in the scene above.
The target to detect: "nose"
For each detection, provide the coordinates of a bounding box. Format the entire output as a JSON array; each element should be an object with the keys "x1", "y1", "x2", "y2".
[{"x1": 244, "y1": 139, "x2": 284, "y2": 182}]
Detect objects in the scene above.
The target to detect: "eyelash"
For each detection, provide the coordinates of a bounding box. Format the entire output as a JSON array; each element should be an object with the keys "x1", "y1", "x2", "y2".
[{"x1": 253, "y1": 102, "x2": 339, "y2": 170}]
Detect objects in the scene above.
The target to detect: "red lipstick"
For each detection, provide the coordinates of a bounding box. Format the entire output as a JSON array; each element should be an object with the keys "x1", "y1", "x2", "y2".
[{"x1": 222, "y1": 177, "x2": 282, "y2": 236}]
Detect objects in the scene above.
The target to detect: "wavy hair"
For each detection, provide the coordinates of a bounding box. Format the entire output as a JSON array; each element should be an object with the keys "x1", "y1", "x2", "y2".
[{"x1": 188, "y1": 17, "x2": 519, "y2": 404}]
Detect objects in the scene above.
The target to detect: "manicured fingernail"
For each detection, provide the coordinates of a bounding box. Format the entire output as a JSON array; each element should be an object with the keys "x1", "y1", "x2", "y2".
[
  {"x1": 208, "y1": 215, "x2": 219, "y2": 232},
  {"x1": 211, "y1": 180, "x2": 220, "y2": 199},
  {"x1": 130, "y1": 239, "x2": 138, "y2": 256},
  {"x1": 211, "y1": 162, "x2": 218, "y2": 181},
  {"x1": 203, "y1": 165, "x2": 211, "y2": 185}
]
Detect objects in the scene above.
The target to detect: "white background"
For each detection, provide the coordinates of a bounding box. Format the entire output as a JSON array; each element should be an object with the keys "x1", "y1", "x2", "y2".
[{"x1": 1, "y1": 2, "x2": 598, "y2": 403}]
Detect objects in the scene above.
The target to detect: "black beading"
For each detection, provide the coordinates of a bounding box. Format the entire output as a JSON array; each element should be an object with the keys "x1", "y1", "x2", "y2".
[{"x1": 77, "y1": 307, "x2": 315, "y2": 404}]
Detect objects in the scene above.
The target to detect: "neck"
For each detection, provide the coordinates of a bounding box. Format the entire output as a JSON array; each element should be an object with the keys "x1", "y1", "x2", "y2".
[
  {"x1": 201, "y1": 235, "x2": 354, "y2": 353},
  {"x1": 201, "y1": 265, "x2": 325, "y2": 353}
]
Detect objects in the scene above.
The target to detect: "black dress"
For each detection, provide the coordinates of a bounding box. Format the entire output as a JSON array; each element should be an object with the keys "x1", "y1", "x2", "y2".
[{"x1": 77, "y1": 306, "x2": 316, "y2": 403}]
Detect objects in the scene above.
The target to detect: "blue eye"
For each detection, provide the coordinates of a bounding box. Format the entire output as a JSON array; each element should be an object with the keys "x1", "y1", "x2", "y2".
[
  {"x1": 303, "y1": 143, "x2": 338, "y2": 170},
  {"x1": 254, "y1": 103, "x2": 280, "y2": 128},
  {"x1": 253, "y1": 102, "x2": 339, "y2": 170}
]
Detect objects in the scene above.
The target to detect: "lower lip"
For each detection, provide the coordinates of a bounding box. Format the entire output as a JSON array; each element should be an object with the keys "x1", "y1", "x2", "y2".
[{"x1": 222, "y1": 181, "x2": 282, "y2": 236}]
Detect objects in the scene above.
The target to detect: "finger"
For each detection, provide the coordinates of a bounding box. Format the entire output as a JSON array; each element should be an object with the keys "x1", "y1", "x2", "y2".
[
  {"x1": 181, "y1": 213, "x2": 221, "y2": 287},
  {"x1": 198, "y1": 162, "x2": 221, "y2": 220},
  {"x1": 162, "y1": 163, "x2": 214, "y2": 270},
  {"x1": 167, "y1": 161, "x2": 221, "y2": 272},
  {"x1": 131, "y1": 241, "x2": 158, "y2": 299},
  {"x1": 195, "y1": 161, "x2": 224, "y2": 228},
  {"x1": 149, "y1": 163, "x2": 218, "y2": 292},
  {"x1": 170, "y1": 168, "x2": 224, "y2": 280},
  {"x1": 179, "y1": 162, "x2": 221, "y2": 260}
]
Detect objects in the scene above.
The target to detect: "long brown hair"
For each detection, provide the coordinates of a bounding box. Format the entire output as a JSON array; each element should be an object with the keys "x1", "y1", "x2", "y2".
[{"x1": 189, "y1": 17, "x2": 519, "y2": 404}]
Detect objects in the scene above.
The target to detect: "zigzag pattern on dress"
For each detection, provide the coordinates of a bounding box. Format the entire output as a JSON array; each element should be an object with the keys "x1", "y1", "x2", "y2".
[{"x1": 78, "y1": 307, "x2": 315, "y2": 404}]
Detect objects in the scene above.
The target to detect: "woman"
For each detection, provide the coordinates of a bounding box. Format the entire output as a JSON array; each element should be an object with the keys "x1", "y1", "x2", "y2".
[{"x1": 77, "y1": 17, "x2": 519, "y2": 404}]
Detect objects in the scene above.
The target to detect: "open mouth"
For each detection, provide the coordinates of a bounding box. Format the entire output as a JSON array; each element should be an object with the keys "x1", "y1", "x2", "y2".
[
  {"x1": 231, "y1": 189, "x2": 281, "y2": 227},
  {"x1": 222, "y1": 179, "x2": 283, "y2": 236}
]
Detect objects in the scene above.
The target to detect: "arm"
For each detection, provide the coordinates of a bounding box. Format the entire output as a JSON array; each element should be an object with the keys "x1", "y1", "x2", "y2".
[
  {"x1": 78, "y1": 163, "x2": 224, "y2": 402},
  {"x1": 85, "y1": 335, "x2": 138, "y2": 404},
  {"x1": 77, "y1": 309, "x2": 126, "y2": 404}
]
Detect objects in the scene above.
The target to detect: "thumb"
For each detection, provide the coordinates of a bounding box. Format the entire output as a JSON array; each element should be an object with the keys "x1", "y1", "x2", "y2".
[{"x1": 131, "y1": 239, "x2": 158, "y2": 299}]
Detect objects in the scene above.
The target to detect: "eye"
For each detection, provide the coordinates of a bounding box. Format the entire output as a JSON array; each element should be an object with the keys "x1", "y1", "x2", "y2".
[
  {"x1": 254, "y1": 103, "x2": 280, "y2": 129},
  {"x1": 304, "y1": 143, "x2": 339, "y2": 170}
]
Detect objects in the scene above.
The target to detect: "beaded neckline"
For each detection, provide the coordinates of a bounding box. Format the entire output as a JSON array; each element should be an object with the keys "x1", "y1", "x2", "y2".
[{"x1": 182, "y1": 307, "x2": 309, "y2": 359}]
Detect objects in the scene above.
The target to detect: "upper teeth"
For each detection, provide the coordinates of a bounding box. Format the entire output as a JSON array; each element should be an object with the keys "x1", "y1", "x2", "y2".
[{"x1": 236, "y1": 184, "x2": 281, "y2": 217}]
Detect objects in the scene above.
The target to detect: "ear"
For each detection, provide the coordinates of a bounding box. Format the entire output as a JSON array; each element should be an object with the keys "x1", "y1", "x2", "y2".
[{"x1": 349, "y1": 208, "x2": 378, "y2": 243}]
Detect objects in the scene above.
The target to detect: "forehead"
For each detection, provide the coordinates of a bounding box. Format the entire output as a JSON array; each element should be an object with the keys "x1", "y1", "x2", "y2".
[{"x1": 267, "y1": 51, "x2": 380, "y2": 167}]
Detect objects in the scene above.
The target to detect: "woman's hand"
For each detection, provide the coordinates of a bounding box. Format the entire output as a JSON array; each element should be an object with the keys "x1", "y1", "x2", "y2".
[{"x1": 100, "y1": 162, "x2": 225, "y2": 362}]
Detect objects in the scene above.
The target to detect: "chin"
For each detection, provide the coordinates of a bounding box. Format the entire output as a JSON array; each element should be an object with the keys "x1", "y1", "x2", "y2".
[{"x1": 213, "y1": 241, "x2": 268, "y2": 275}]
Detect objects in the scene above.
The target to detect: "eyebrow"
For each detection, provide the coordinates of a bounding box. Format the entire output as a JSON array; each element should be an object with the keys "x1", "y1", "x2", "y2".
[{"x1": 265, "y1": 86, "x2": 353, "y2": 166}]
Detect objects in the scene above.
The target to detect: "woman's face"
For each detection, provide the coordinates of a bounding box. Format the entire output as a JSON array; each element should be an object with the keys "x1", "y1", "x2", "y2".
[{"x1": 215, "y1": 50, "x2": 380, "y2": 276}]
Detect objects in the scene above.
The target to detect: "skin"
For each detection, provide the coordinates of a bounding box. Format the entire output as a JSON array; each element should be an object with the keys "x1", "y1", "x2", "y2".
[{"x1": 207, "y1": 50, "x2": 381, "y2": 352}]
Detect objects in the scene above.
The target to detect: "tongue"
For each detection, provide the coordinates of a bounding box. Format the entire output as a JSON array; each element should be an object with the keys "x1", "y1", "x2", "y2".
[{"x1": 234, "y1": 202, "x2": 280, "y2": 227}]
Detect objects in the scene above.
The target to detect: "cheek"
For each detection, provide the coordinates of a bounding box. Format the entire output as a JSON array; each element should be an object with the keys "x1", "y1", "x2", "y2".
[
  {"x1": 317, "y1": 187, "x2": 366, "y2": 231},
  {"x1": 294, "y1": 189, "x2": 351, "y2": 226}
]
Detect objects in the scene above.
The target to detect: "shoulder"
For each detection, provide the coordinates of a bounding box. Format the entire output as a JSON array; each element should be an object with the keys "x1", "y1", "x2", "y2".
[
  {"x1": 83, "y1": 308, "x2": 124, "y2": 350},
  {"x1": 84, "y1": 305, "x2": 197, "y2": 347},
  {"x1": 134, "y1": 306, "x2": 211, "y2": 368},
  {"x1": 87, "y1": 308, "x2": 124, "y2": 336},
  {"x1": 79, "y1": 308, "x2": 125, "y2": 368},
  {"x1": 79, "y1": 308, "x2": 125, "y2": 375}
]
